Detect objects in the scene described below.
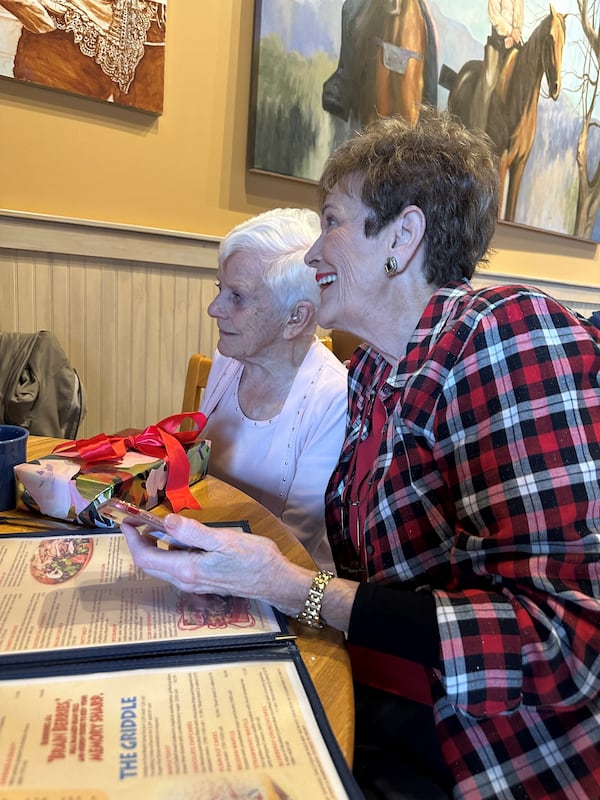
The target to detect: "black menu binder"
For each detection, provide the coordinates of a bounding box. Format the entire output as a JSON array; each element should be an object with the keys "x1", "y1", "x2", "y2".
[{"x1": 0, "y1": 529, "x2": 363, "y2": 799}]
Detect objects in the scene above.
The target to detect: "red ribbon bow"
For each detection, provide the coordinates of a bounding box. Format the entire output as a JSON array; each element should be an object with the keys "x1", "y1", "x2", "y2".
[{"x1": 52, "y1": 412, "x2": 208, "y2": 512}]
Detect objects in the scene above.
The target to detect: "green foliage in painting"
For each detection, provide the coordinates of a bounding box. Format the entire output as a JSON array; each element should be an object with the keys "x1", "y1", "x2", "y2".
[{"x1": 253, "y1": 34, "x2": 336, "y2": 180}]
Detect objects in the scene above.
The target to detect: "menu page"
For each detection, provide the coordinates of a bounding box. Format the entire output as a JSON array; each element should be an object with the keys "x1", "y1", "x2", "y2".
[
  {"x1": 0, "y1": 532, "x2": 282, "y2": 660},
  {"x1": 0, "y1": 657, "x2": 358, "y2": 799}
]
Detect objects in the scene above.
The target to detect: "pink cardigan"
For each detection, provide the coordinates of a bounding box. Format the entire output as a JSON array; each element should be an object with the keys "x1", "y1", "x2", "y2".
[{"x1": 200, "y1": 338, "x2": 348, "y2": 570}]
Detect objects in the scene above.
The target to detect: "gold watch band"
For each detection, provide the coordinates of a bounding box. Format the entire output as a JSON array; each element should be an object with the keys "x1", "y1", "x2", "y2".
[{"x1": 296, "y1": 570, "x2": 334, "y2": 629}]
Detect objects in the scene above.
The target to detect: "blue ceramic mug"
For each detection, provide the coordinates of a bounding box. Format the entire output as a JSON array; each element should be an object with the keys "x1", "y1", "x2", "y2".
[{"x1": 0, "y1": 425, "x2": 29, "y2": 511}]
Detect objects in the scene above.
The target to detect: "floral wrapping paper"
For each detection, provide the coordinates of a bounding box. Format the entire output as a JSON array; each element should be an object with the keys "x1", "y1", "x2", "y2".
[{"x1": 14, "y1": 439, "x2": 210, "y2": 527}]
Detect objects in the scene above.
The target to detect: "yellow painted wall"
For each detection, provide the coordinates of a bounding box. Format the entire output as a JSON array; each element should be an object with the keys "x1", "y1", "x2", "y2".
[{"x1": 1, "y1": 1, "x2": 599, "y2": 286}]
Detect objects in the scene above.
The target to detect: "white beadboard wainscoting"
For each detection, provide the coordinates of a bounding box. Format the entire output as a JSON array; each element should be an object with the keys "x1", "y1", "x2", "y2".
[
  {"x1": 2, "y1": 210, "x2": 600, "y2": 438},
  {"x1": 1, "y1": 212, "x2": 223, "y2": 437}
]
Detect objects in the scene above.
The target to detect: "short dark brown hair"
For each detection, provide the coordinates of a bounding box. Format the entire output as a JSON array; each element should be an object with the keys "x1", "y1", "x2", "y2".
[{"x1": 317, "y1": 106, "x2": 499, "y2": 285}]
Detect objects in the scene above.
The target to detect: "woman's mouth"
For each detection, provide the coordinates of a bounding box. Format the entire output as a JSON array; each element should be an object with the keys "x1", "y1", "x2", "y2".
[{"x1": 316, "y1": 272, "x2": 337, "y2": 287}]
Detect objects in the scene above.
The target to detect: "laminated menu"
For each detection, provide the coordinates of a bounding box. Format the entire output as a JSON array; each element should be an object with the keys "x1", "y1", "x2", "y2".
[
  {"x1": 0, "y1": 526, "x2": 285, "y2": 671},
  {"x1": 0, "y1": 529, "x2": 362, "y2": 798},
  {"x1": 0, "y1": 651, "x2": 361, "y2": 799}
]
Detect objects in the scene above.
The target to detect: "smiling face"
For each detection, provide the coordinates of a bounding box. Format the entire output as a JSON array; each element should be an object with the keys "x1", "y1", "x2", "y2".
[
  {"x1": 207, "y1": 251, "x2": 287, "y2": 362},
  {"x1": 304, "y1": 183, "x2": 392, "y2": 335}
]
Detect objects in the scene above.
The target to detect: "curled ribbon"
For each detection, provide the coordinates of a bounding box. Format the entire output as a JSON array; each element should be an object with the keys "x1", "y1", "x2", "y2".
[{"x1": 52, "y1": 412, "x2": 208, "y2": 512}]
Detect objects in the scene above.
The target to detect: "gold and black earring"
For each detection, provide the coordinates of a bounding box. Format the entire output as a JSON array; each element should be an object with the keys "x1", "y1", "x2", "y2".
[{"x1": 384, "y1": 256, "x2": 398, "y2": 277}]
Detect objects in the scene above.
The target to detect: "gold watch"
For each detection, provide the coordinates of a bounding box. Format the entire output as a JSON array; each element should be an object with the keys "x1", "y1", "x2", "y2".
[{"x1": 296, "y1": 570, "x2": 334, "y2": 629}]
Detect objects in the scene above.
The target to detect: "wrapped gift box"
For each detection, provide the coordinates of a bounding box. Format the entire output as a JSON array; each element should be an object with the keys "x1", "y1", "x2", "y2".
[
  {"x1": 14, "y1": 413, "x2": 210, "y2": 527},
  {"x1": 15, "y1": 439, "x2": 210, "y2": 527}
]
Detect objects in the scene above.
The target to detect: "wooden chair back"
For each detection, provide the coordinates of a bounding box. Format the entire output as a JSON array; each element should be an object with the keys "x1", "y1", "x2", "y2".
[{"x1": 181, "y1": 354, "x2": 212, "y2": 414}]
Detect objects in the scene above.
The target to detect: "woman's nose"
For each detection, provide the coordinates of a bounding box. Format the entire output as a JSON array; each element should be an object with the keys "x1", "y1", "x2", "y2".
[
  {"x1": 304, "y1": 237, "x2": 322, "y2": 268},
  {"x1": 207, "y1": 296, "x2": 222, "y2": 318}
]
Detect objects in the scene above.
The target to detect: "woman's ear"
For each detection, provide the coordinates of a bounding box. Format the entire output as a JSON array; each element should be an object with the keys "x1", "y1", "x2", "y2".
[
  {"x1": 284, "y1": 301, "x2": 314, "y2": 338},
  {"x1": 389, "y1": 205, "x2": 426, "y2": 269}
]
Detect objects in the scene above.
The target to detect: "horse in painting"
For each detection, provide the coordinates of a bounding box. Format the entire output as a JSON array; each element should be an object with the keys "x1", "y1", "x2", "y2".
[
  {"x1": 442, "y1": 6, "x2": 566, "y2": 221},
  {"x1": 323, "y1": 0, "x2": 437, "y2": 127}
]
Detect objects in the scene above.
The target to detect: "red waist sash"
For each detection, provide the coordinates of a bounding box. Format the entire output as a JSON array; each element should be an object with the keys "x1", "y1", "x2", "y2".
[{"x1": 348, "y1": 643, "x2": 433, "y2": 706}]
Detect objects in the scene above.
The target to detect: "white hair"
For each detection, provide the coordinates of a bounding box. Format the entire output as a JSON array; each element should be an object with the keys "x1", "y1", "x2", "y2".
[{"x1": 218, "y1": 208, "x2": 321, "y2": 315}]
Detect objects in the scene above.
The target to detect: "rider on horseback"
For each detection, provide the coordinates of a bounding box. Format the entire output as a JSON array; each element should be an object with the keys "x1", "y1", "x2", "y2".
[{"x1": 472, "y1": 0, "x2": 524, "y2": 131}]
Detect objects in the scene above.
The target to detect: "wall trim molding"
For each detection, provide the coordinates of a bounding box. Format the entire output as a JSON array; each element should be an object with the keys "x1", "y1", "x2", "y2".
[
  {"x1": 2, "y1": 210, "x2": 599, "y2": 309},
  {"x1": 0, "y1": 209, "x2": 221, "y2": 270},
  {"x1": 472, "y1": 268, "x2": 600, "y2": 306}
]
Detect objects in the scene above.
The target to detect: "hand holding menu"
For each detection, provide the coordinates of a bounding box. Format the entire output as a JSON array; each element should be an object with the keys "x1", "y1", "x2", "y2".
[{"x1": 0, "y1": 530, "x2": 362, "y2": 798}]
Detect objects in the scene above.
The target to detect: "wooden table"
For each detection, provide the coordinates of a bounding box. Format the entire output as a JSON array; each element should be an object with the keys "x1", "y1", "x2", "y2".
[{"x1": 5, "y1": 435, "x2": 354, "y2": 764}]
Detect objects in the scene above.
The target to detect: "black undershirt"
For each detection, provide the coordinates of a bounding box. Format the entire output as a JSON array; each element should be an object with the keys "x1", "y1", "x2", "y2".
[{"x1": 347, "y1": 582, "x2": 441, "y2": 668}]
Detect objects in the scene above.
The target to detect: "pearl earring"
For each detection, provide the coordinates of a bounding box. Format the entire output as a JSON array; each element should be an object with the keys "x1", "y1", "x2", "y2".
[{"x1": 384, "y1": 256, "x2": 398, "y2": 277}]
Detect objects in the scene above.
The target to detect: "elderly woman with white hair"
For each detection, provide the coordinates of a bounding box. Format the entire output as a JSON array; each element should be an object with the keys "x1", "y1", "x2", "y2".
[{"x1": 199, "y1": 208, "x2": 348, "y2": 571}]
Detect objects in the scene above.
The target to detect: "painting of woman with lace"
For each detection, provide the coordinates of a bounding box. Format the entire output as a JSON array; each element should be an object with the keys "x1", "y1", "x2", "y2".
[{"x1": 0, "y1": 0, "x2": 166, "y2": 113}]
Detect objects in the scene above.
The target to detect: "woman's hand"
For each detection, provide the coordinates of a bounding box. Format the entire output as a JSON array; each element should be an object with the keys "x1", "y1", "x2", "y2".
[{"x1": 122, "y1": 513, "x2": 315, "y2": 616}]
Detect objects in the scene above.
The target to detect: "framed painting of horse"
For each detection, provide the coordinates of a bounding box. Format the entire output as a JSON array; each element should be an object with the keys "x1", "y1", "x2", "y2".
[
  {"x1": 0, "y1": 0, "x2": 166, "y2": 114},
  {"x1": 249, "y1": 0, "x2": 600, "y2": 242}
]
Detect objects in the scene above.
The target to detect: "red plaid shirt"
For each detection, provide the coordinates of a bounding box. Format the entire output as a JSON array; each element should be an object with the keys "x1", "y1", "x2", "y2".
[{"x1": 327, "y1": 281, "x2": 600, "y2": 798}]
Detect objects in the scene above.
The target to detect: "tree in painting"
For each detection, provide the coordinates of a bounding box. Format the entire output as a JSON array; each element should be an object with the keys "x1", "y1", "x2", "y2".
[{"x1": 573, "y1": 0, "x2": 600, "y2": 238}]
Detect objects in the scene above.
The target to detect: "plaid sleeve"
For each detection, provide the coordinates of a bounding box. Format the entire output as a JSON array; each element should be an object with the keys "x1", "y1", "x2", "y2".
[{"x1": 432, "y1": 290, "x2": 600, "y2": 717}]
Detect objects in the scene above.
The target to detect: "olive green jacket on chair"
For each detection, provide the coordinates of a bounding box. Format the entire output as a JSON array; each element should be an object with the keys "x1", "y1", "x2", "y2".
[{"x1": 0, "y1": 330, "x2": 86, "y2": 439}]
